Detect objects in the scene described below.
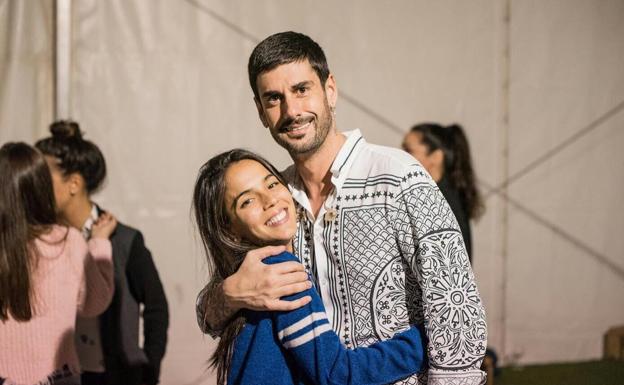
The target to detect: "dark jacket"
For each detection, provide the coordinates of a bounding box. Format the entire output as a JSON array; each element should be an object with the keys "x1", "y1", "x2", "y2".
[
  {"x1": 97, "y1": 211, "x2": 169, "y2": 385},
  {"x1": 437, "y1": 175, "x2": 472, "y2": 261}
]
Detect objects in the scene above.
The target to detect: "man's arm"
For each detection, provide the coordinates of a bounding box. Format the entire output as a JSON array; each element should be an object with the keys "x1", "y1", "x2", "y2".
[
  {"x1": 395, "y1": 165, "x2": 487, "y2": 384},
  {"x1": 196, "y1": 245, "x2": 313, "y2": 336}
]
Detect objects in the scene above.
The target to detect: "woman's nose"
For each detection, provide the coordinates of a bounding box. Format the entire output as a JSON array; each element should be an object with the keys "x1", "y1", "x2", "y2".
[{"x1": 262, "y1": 193, "x2": 278, "y2": 210}]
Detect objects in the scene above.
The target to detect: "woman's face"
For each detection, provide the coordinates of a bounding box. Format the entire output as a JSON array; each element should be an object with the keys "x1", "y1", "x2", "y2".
[
  {"x1": 402, "y1": 131, "x2": 443, "y2": 179},
  {"x1": 224, "y1": 159, "x2": 297, "y2": 247}
]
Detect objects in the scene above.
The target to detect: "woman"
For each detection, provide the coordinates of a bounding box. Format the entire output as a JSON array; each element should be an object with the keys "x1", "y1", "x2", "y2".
[
  {"x1": 402, "y1": 123, "x2": 484, "y2": 261},
  {"x1": 35, "y1": 121, "x2": 169, "y2": 385},
  {"x1": 193, "y1": 149, "x2": 426, "y2": 385},
  {"x1": 0, "y1": 142, "x2": 115, "y2": 385}
]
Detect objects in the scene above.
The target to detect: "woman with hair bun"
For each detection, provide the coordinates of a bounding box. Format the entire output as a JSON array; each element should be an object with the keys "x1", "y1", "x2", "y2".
[
  {"x1": 35, "y1": 121, "x2": 169, "y2": 385},
  {"x1": 402, "y1": 123, "x2": 484, "y2": 261},
  {"x1": 0, "y1": 142, "x2": 115, "y2": 385}
]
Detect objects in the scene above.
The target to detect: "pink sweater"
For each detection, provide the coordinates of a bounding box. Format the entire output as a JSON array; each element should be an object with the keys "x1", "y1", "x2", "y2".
[{"x1": 0, "y1": 225, "x2": 114, "y2": 384}]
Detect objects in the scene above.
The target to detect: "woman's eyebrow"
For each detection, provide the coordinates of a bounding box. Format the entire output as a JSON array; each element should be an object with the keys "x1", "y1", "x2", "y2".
[{"x1": 232, "y1": 174, "x2": 275, "y2": 208}]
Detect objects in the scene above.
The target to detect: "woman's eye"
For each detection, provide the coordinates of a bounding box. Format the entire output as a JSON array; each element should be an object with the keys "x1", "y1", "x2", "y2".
[
  {"x1": 268, "y1": 181, "x2": 280, "y2": 189},
  {"x1": 240, "y1": 198, "x2": 253, "y2": 208}
]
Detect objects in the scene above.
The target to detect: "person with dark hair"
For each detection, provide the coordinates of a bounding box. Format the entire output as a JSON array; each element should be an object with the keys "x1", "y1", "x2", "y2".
[
  {"x1": 35, "y1": 121, "x2": 169, "y2": 385},
  {"x1": 193, "y1": 148, "x2": 425, "y2": 385},
  {"x1": 402, "y1": 123, "x2": 484, "y2": 261},
  {"x1": 197, "y1": 31, "x2": 488, "y2": 384},
  {"x1": 0, "y1": 142, "x2": 115, "y2": 385}
]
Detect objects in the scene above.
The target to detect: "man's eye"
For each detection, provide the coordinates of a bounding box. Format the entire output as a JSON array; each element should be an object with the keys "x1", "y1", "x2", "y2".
[
  {"x1": 266, "y1": 95, "x2": 281, "y2": 105},
  {"x1": 268, "y1": 181, "x2": 280, "y2": 189},
  {"x1": 295, "y1": 87, "x2": 308, "y2": 95}
]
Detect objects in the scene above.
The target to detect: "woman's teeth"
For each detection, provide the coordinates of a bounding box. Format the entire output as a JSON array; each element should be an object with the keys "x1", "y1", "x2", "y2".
[{"x1": 267, "y1": 209, "x2": 287, "y2": 226}]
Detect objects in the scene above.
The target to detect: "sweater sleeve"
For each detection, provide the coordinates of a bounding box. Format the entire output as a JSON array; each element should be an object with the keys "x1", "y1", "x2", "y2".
[
  {"x1": 125, "y1": 231, "x2": 169, "y2": 385},
  {"x1": 266, "y1": 252, "x2": 425, "y2": 385},
  {"x1": 77, "y1": 237, "x2": 115, "y2": 317}
]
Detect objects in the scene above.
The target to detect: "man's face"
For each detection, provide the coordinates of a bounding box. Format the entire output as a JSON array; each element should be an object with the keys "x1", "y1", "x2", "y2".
[{"x1": 254, "y1": 60, "x2": 337, "y2": 157}]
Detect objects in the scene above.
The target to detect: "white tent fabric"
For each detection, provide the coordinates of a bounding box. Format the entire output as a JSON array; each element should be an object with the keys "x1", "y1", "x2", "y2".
[{"x1": 1, "y1": 1, "x2": 623, "y2": 384}]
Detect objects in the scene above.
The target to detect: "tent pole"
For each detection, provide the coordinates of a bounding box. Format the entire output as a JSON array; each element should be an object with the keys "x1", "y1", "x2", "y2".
[{"x1": 54, "y1": 0, "x2": 71, "y2": 119}]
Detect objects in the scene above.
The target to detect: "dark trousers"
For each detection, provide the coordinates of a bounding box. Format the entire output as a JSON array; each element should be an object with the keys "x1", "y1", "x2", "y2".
[{"x1": 81, "y1": 372, "x2": 107, "y2": 385}]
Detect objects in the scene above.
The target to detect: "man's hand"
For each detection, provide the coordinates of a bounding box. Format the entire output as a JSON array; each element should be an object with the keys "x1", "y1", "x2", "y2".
[{"x1": 223, "y1": 245, "x2": 312, "y2": 312}]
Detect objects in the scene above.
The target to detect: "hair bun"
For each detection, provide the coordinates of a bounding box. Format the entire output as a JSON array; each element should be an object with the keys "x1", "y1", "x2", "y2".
[{"x1": 49, "y1": 120, "x2": 83, "y2": 140}]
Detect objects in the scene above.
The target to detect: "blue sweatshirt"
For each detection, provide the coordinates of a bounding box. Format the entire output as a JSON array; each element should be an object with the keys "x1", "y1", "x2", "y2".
[{"x1": 228, "y1": 252, "x2": 425, "y2": 385}]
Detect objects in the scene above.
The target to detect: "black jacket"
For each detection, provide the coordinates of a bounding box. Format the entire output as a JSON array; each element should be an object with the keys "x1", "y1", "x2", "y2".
[
  {"x1": 437, "y1": 176, "x2": 472, "y2": 261},
  {"x1": 97, "y1": 212, "x2": 169, "y2": 385}
]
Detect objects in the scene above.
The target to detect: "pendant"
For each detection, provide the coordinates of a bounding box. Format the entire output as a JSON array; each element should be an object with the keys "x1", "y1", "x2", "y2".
[{"x1": 324, "y1": 208, "x2": 337, "y2": 222}]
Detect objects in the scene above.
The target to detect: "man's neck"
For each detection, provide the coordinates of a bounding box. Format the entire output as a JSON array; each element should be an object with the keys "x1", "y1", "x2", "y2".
[
  {"x1": 62, "y1": 195, "x2": 93, "y2": 230},
  {"x1": 293, "y1": 131, "x2": 346, "y2": 217}
]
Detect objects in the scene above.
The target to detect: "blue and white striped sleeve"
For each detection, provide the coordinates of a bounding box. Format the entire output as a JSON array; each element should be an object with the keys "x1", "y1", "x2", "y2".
[{"x1": 265, "y1": 252, "x2": 425, "y2": 385}]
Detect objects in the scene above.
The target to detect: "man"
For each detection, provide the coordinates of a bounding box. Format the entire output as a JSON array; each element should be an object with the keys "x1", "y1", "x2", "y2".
[{"x1": 197, "y1": 31, "x2": 487, "y2": 384}]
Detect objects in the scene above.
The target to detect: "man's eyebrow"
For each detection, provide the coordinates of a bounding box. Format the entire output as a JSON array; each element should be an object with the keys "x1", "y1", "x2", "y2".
[
  {"x1": 261, "y1": 90, "x2": 282, "y2": 99},
  {"x1": 231, "y1": 173, "x2": 274, "y2": 209},
  {"x1": 291, "y1": 81, "x2": 313, "y2": 91}
]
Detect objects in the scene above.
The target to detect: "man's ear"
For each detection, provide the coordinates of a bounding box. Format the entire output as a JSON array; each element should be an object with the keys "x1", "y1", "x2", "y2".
[
  {"x1": 324, "y1": 74, "x2": 338, "y2": 109},
  {"x1": 254, "y1": 97, "x2": 269, "y2": 128}
]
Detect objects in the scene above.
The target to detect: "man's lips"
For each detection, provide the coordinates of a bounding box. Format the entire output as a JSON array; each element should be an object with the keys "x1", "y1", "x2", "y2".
[{"x1": 279, "y1": 116, "x2": 314, "y2": 133}]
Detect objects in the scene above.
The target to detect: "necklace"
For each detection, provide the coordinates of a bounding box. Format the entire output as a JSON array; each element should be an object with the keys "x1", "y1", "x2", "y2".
[{"x1": 323, "y1": 186, "x2": 338, "y2": 222}]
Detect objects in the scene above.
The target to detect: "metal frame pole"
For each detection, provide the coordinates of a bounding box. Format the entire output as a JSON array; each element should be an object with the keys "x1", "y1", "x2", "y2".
[{"x1": 54, "y1": 0, "x2": 71, "y2": 119}]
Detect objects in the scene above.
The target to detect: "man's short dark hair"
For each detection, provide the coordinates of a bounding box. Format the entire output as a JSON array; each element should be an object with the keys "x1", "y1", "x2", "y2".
[{"x1": 248, "y1": 31, "x2": 330, "y2": 100}]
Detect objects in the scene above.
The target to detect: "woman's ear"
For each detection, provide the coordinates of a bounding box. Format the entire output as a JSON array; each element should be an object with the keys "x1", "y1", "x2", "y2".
[
  {"x1": 68, "y1": 173, "x2": 84, "y2": 196},
  {"x1": 227, "y1": 224, "x2": 243, "y2": 243},
  {"x1": 428, "y1": 149, "x2": 445, "y2": 182},
  {"x1": 431, "y1": 149, "x2": 445, "y2": 168}
]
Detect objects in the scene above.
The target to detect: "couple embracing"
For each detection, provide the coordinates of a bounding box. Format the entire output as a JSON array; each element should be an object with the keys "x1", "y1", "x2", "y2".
[{"x1": 193, "y1": 31, "x2": 487, "y2": 385}]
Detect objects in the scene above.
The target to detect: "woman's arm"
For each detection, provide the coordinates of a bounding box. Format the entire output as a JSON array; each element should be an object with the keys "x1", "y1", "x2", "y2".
[
  {"x1": 77, "y1": 237, "x2": 114, "y2": 317},
  {"x1": 267, "y1": 252, "x2": 425, "y2": 385}
]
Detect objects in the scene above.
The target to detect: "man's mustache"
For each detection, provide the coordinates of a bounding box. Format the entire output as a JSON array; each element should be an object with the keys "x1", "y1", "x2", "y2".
[{"x1": 278, "y1": 116, "x2": 314, "y2": 133}]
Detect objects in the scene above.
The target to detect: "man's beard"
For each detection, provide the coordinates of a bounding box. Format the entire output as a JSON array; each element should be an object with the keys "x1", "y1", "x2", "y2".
[{"x1": 272, "y1": 99, "x2": 333, "y2": 157}]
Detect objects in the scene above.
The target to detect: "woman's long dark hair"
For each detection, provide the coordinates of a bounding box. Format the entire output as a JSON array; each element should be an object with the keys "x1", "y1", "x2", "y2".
[
  {"x1": 35, "y1": 120, "x2": 107, "y2": 193},
  {"x1": 410, "y1": 123, "x2": 485, "y2": 219},
  {"x1": 192, "y1": 148, "x2": 288, "y2": 385},
  {"x1": 0, "y1": 142, "x2": 57, "y2": 322}
]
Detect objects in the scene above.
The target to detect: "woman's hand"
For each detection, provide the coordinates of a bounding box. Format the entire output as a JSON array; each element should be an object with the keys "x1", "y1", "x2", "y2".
[{"x1": 91, "y1": 211, "x2": 118, "y2": 239}]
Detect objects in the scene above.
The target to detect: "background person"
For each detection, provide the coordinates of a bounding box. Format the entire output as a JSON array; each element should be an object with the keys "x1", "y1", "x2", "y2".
[
  {"x1": 402, "y1": 123, "x2": 485, "y2": 261},
  {"x1": 35, "y1": 121, "x2": 169, "y2": 385},
  {"x1": 403, "y1": 123, "x2": 499, "y2": 382},
  {"x1": 0, "y1": 142, "x2": 115, "y2": 385}
]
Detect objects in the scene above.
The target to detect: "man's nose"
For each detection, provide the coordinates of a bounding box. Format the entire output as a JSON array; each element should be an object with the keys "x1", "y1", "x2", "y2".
[{"x1": 282, "y1": 94, "x2": 302, "y2": 119}]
